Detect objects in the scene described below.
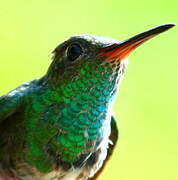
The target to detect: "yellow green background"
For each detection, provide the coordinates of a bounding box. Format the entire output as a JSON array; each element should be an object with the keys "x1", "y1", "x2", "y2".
[{"x1": 0, "y1": 0, "x2": 177, "y2": 179}]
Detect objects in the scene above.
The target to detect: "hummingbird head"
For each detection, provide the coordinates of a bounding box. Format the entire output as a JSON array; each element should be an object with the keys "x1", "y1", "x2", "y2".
[
  {"x1": 46, "y1": 24, "x2": 175, "y2": 98},
  {"x1": 48, "y1": 34, "x2": 124, "y2": 84}
]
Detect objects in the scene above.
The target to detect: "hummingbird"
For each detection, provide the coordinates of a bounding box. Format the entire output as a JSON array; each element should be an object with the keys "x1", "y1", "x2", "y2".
[{"x1": 0, "y1": 24, "x2": 175, "y2": 180}]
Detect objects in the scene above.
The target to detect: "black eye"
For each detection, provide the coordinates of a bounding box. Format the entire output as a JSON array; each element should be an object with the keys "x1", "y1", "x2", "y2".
[{"x1": 67, "y1": 43, "x2": 83, "y2": 61}]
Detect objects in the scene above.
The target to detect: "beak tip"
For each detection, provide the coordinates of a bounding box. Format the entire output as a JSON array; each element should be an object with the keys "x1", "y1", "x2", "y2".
[
  {"x1": 152, "y1": 23, "x2": 176, "y2": 35},
  {"x1": 167, "y1": 23, "x2": 176, "y2": 26},
  {"x1": 163, "y1": 23, "x2": 176, "y2": 30}
]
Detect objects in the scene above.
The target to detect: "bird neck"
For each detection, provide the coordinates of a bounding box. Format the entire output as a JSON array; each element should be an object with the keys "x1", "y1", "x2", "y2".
[{"x1": 48, "y1": 61, "x2": 125, "y2": 162}]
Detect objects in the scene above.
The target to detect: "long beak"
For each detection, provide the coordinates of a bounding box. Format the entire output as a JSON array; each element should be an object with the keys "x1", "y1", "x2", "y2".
[{"x1": 98, "y1": 24, "x2": 175, "y2": 60}]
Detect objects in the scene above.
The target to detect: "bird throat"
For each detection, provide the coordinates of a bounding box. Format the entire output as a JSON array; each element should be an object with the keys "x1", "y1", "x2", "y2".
[{"x1": 51, "y1": 60, "x2": 125, "y2": 163}]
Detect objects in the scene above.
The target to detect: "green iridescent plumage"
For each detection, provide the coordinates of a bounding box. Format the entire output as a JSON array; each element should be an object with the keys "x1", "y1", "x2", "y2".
[
  {"x1": 0, "y1": 24, "x2": 174, "y2": 180},
  {"x1": 23, "y1": 56, "x2": 122, "y2": 172},
  {"x1": 0, "y1": 35, "x2": 124, "y2": 174}
]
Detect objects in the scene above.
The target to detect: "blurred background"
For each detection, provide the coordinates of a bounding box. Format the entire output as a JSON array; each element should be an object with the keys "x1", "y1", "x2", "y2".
[{"x1": 0, "y1": 0, "x2": 177, "y2": 179}]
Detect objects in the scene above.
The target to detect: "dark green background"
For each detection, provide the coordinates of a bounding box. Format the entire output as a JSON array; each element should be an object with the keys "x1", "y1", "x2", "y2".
[{"x1": 0, "y1": 0, "x2": 177, "y2": 179}]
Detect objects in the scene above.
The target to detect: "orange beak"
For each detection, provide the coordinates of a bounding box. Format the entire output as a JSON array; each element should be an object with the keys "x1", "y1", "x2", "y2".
[{"x1": 98, "y1": 24, "x2": 175, "y2": 61}]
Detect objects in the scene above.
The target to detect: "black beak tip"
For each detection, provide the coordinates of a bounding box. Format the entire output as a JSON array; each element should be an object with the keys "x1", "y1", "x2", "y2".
[
  {"x1": 151, "y1": 23, "x2": 176, "y2": 35},
  {"x1": 162, "y1": 23, "x2": 176, "y2": 30}
]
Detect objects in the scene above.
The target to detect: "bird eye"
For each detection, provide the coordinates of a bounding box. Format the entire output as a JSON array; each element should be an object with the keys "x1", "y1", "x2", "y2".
[{"x1": 67, "y1": 43, "x2": 83, "y2": 61}]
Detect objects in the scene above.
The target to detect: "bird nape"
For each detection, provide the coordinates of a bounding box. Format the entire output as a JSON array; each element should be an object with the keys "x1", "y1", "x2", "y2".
[{"x1": 0, "y1": 24, "x2": 175, "y2": 180}]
